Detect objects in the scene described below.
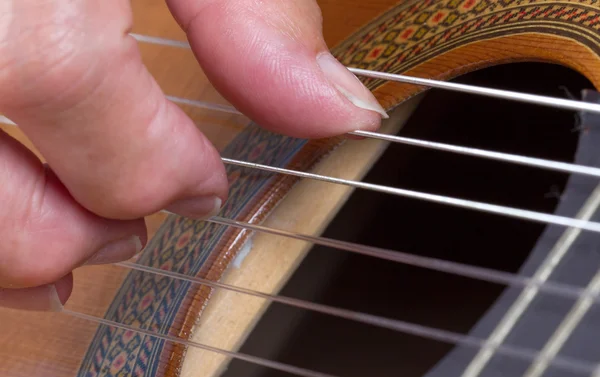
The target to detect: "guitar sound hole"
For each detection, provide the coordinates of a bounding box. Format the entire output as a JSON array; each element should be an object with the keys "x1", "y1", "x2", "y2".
[{"x1": 222, "y1": 63, "x2": 591, "y2": 377}]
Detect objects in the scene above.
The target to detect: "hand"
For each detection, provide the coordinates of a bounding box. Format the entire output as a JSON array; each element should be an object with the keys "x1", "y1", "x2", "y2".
[{"x1": 0, "y1": 0, "x2": 385, "y2": 311}]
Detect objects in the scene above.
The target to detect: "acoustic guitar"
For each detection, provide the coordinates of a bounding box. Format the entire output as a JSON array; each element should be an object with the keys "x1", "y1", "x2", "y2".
[{"x1": 2, "y1": 0, "x2": 600, "y2": 376}]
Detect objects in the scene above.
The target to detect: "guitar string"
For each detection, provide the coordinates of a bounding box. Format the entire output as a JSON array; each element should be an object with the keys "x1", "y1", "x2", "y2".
[
  {"x1": 60, "y1": 304, "x2": 591, "y2": 377},
  {"x1": 129, "y1": 33, "x2": 600, "y2": 114},
  {"x1": 133, "y1": 32, "x2": 600, "y2": 179},
  {"x1": 211, "y1": 206, "x2": 600, "y2": 377},
  {"x1": 57, "y1": 306, "x2": 592, "y2": 377},
  {"x1": 57, "y1": 207, "x2": 600, "y2": 377},
  {"x1": 141, "y1": 37, "x2": 600, "y2": 180},
  {"x1": 4, "y1": 52, "x2": 598, "y2": 183},
  {"x1": 75, "y1": 260, "x2": 597, "y2": 376},
  {"x1": 61, "y1": 309, "x2": 337, "y2": 377},
  {"x1": 58, "y1": 206, "x2": 600, "y2": 377},
  {"x1": 7, "y1": 99, "x2": 600, "y2": 181},
  {"x1": 349, "y1": 129, "x2": 600, "y2": 179},
  {"x1": 6, "y1": 36, "x2": 600, "y2": 231},
  {"x1": 524, "y1": 268, "x2": 600, "y2": 377},
  {"x1": 4, "y1": 107, "x2": 600, "y2": 297},
  {"x1": 122, "y1": 260, "x2": 594, "y2": 374},
  {"x1": 519, "y1": 170, "x2": 600, "y2": 377},
  {"x1": 164, "y1": 95, "x2": 600, "y2": 180},
  {"x1": 463, "y1": 183, "x2": 600, "y2": 377},
  {"x1": 5, "y1": 35, "x2": 600, "y2": 231},
  {"x1": 222, "y1": 157, "x2": 600, "y2": 233},
  {"x1": 199, "y1": 215, "x2": 590, "y2": 302},
  {"x1": 4, "y1": 117, "x2": 600, "y2": 234},
  {"x1": 4, "y1": 105, "x2": 599, "y2": 304},
  {"x1": 58, "y1": 212, "x2": 600, "y2": 377}
]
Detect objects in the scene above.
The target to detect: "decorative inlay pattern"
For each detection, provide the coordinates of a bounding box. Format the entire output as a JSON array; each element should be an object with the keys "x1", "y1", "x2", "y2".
[
  {"x1": 77, "y1": 127, "x2": 309, "y2": 376},
  {"x1": 334, "y1": 1, "x2": 600, "y2": 88}
]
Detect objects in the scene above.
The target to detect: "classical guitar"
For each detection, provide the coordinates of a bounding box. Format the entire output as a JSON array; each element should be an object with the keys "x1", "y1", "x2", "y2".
[{"x1": 2, "y1": 1, "x2": 600, "y2": 377}]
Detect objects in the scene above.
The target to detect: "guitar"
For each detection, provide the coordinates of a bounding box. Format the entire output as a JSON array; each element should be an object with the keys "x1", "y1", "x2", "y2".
[{"x1": 2, "y1": 1, "x2": 600, "y2": 376}]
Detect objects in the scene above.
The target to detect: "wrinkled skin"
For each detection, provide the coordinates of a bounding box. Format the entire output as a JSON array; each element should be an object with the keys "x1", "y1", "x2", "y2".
[{"x1": 0, "y1": 0, "x2": 385, "y2": 311}]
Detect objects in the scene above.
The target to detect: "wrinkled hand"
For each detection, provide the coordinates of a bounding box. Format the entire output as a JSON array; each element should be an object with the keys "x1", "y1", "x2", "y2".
[{"x1": 0, "y1": 0, "x2": 385, "y2": 311}]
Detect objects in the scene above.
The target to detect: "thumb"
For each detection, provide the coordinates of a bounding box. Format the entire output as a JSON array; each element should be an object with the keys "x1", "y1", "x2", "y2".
[{"x1": 166, "y1": 0, "x2": 387, "y2": 139}]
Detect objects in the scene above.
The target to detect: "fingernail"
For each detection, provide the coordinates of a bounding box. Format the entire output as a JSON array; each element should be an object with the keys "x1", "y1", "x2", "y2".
[
  {"x1": 85, "y1": 235, "x2": 144, "y2": 266},
  {"x1": 48, "y1": 285, "x2": 65, "y2": 312},
  {"x1": 317, "y1": 52, "x2": 389, "y2": 119},
  {"x1": 0, "y1": 276, "x2": 72, "y2": 312},
  {"x1": 165, "y1": 195, "x2": 222, "y2": 219},
  {"x1": 1, "y1": 285, "x2": 66, "y2": 312}
]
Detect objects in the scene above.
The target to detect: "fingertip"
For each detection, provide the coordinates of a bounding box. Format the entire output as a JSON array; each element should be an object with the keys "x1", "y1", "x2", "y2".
[{"x1": 162, "y1": 134, "x2": 229, "y2": 219}]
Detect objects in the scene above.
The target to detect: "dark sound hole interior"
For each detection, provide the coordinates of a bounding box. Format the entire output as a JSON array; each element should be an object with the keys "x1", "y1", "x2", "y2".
[{"x1": 221, "y1": 63, "x2": 591, "y2": 377}]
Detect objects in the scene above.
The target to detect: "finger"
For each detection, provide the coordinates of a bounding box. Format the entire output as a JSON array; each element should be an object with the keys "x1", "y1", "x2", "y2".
[
  {"x1": 0, "y1": 274, "x2": 72, "y2": 312},
  {"x1": 0, "y1": 0, "x2": 228, "y2": 220},
  {"x1": 0, "y1": 129, "x2": 146, "y2": 290},
  {"x1": 167, "y1": 0, "x2": 388, "y2": 139}
]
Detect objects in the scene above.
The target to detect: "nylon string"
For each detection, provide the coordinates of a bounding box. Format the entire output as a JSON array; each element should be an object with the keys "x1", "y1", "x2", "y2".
[
  {"x1": 525, "y1": 269, "x2": 600, "y2": 377},
  {"x1": 3, "y1": 114, "x2": 600, "y2": 297},
  {"x1": 133, "y1": 33, "x2": 600, "y2": 178},
  {"x1": 163, "y1": 94, "x2": 600, "y2": 179},
  {"x1": 55, "y1": 208, "x2": 600, "y2": 377},
  {"x1": 4, "y1": 34, "x2": 600, "y2": 231},
  {"x1": 202, "y1": 212, "x2": 600, "y2": 377},
  {"x1": 6, "y1": 105, "x2": 600, "y2": 180},
  {"x1": 58, "y1": 260, "x2": 599, "y2": 377},
  {"x1": 159, "y1": 94, "x2": 600, "y2": 179},
  {"x1": 463, "y1": 182, "x2": 600, "y2": 377},
  {"x1": 128, "y1": 33, "x2": 600, "y2": 114},
  {"x1": 61, "y1": 309, "x2": 337, "y2": 377},
  {"x1": 201, "y1": 215, "x2": 592, "y2": 303},
  {"x1": 222, "y1": 157, "x2": 600, "y2": 233},
  {"x1": 4, "y1": 115, "x2": 600, "y2": 234},
  {"x1": 57, "y1": 207, "x2": 600, "y2": 376}
]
